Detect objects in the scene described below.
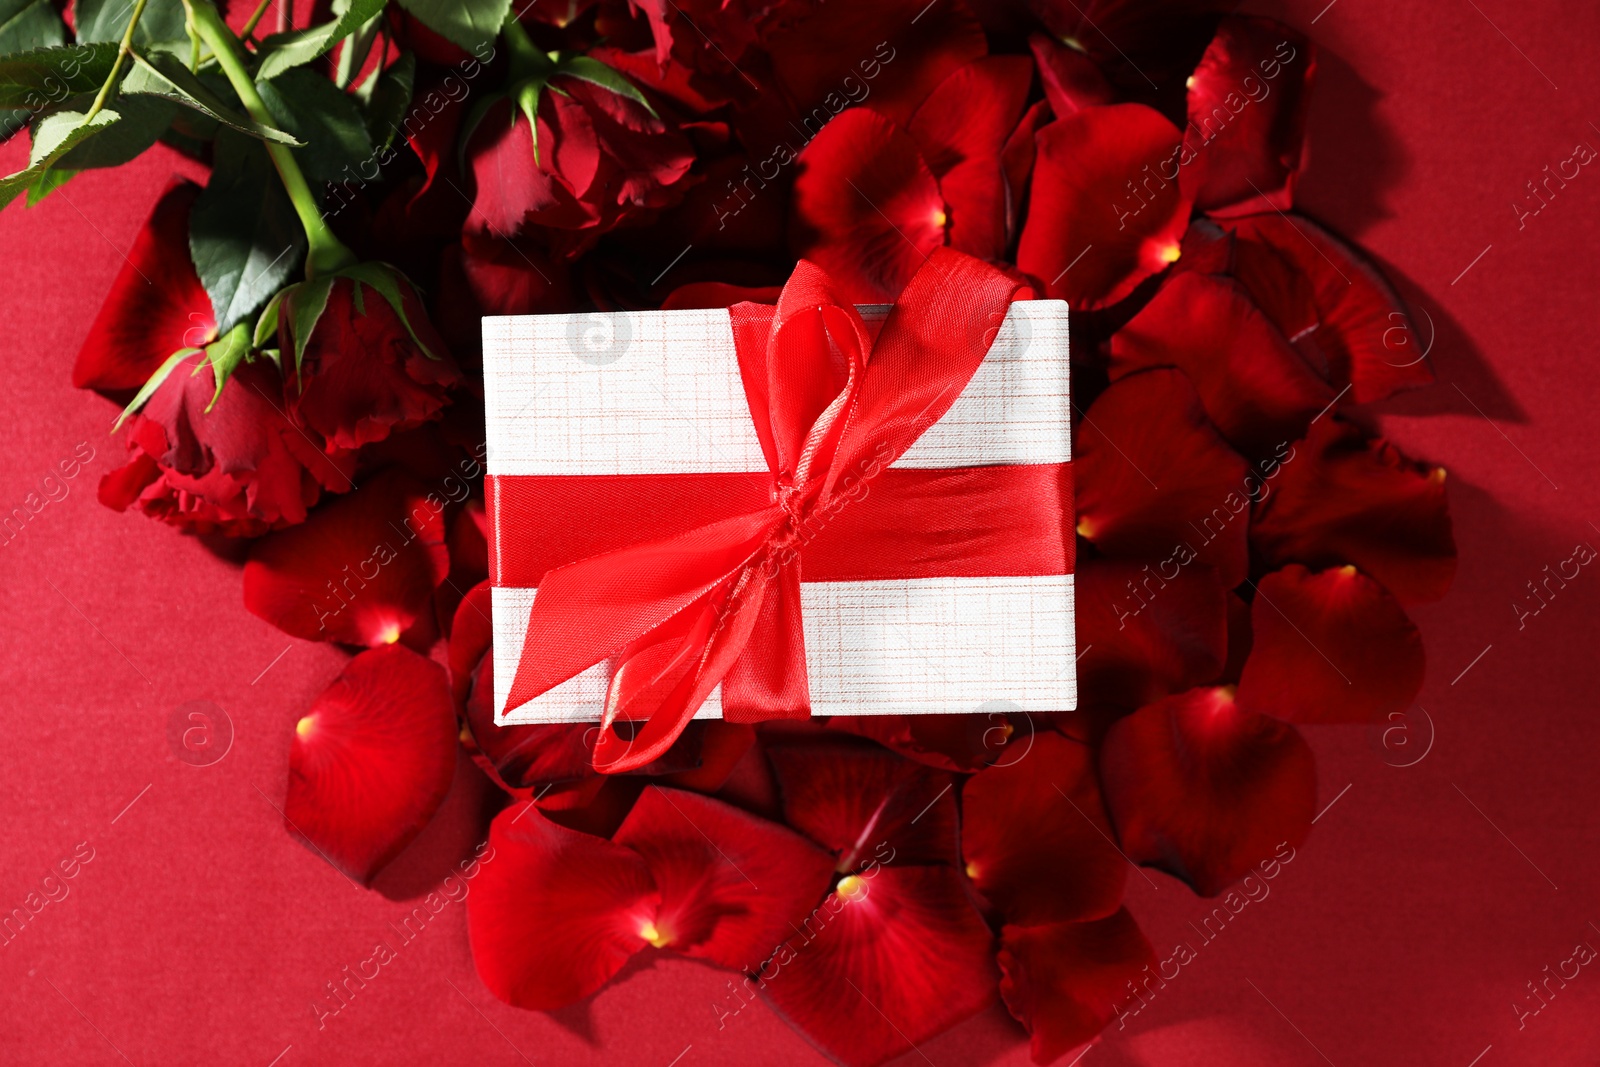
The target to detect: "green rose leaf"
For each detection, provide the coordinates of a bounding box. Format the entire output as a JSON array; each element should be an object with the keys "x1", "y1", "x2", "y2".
[
  {"x1": 554, "y1": 54, "x2": 654, "y2": 116},
  {"x1": 0, "y1": 106, "x2": 117, "y2": 207},
  {"x1": 0, "y1": 0, "x2": 68, "y2": 134},
  {"x1": 75, "y1": 0, "x2": 187, "y2": 46},
  {"x1": 395, "y1": 0, "x2": 508, "y2": 53},
  {"x1": 256, "y1": 0, "x2": 388, "y2": 81},
  {"x1": 0, "y1": 41, "x2": 116, "y2": 110},
  {"x1": 125, "y1": 49, "x2": 302, "y2": 145},
  {"x1": 0, "y1": 0, "x2": 66, "y2": 52},
  {"x1": 189, "y1": 129, "x2": 306, "y2": 335},
  {"x1": 359, "y1": 49, "x2": 413, "y2": 151},
  {"x1": 257, "y1": 67, "x2": 373, "y2": 191},
  {"x1": 50, "y1": 90, "x2": 176, "y2": 170}
]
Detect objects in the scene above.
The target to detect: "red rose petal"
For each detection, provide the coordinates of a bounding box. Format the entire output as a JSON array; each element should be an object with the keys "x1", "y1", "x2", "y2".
[
  {"x1": 1251, "y1": 417, "x2": 1456, "y2": 602},
  {"x1": 1099, "y1": 686, "x2": 1316, "y2": 896},
  {"x1": 284, "y1": 645, "x2": 457, "y2": 884},
  {"x1": 73, "y1": 180, "x2": 215, "y2": 393},
  {"x1": 467, "y1": 803, "x2": 659, "y2": 1010},
  {"x1": 1227, "y1": 226, "x2": 1321, "y2": 343},
  {"x1": 1219, "y1": 589, "x2": 1254, "y2": 682},
  {"x1": 1017, "y1": 104, "x2": 1192, "y2": 311},
  {"x1": 829, "y1": 713, "x2": 1024, "y2": 773},
  {"x1": 1110, "y1": 272, "x2": 1334, "y2": 457},
  {"x1": 761, "y1": 0, "x2": 987, "y2": 130},
  {"x1": 1029, "y1": 0, "x2": 1232, "y2": 97},
  {"x1": 759, "y1": 865, "x2": 998, "y2": 1067},
  {"x1": 1076, "y1": 557, "x2": 1229, "y2": 712},
  {"x1": 448, "y1": 580, "x2": 494, "y2": 711},
  {"x1": 962, "y1": 732, "x2": 1126, "y2": 925},
  {"x1": 660, "y1": 281, "x2": 785, "y2": 310},
  {"x1": 908, "y1": 56, "x2": 1034, "y2": 261},
  {"x1": 999, "y1": 909, "x2": 1157, "y2": 1063},
  {"x1": 659, "y1": 722, "x2": 757, "y2": 792},
  {"x1": 243, "y1": 467, "x2": 449, "y2": 646},
  {"x1": 440, "y1": 234, "x2": 576, "y2": 341},
  {"x1": 1181, "y1": 17, "x2": 1315, "y2": 217},
  {"x1": 768, "y1": 741, "x2": 959, "y2": 869},
  {"x1": 1224, "y1": 212, "x2": 1434, "y2": 403},
  {"x1": 1075, "y1": 369, "x2": 1251, "y2": 587},
  {"x1": 1000, "y1": 100, "x2": 1053, "y2": 245},
  {"x1": 1237, "y1": 564, "x2": 1424, "y2": 724},
  {"x1": 1028, "y1": 33, "x2": 1114, "y2": 119},
  {"x1": 465, "y1": 651, "x2": 596, "y2": 790},
  {"x1": 790, "y1": 108, "x2": 945, "y2": 303},
  {"x1": 613, "y1": 786, "x2": 835, "y2": 969}
]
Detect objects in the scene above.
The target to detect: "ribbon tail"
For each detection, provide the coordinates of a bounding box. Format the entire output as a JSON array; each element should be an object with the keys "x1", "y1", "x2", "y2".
[
  {"x1": 504, "y1": 508, "x2": 780, "y2": 716},
  {"x1": 721, "y1": 558, "x2": 810, "y2": 723},
  {"x1": 594, "y1": 556, "x2": 777, "y2": 772}
]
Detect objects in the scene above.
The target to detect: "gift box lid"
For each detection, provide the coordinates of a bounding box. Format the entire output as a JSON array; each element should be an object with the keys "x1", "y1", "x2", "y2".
[{"x1": 483, "y1": 299, "x2": 1074, "y2": 724}]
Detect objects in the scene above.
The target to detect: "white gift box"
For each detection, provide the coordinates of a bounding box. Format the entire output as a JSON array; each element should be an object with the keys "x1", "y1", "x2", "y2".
[{"x1": 482, "y1": 300, "x2": 1075, "y2": 724}]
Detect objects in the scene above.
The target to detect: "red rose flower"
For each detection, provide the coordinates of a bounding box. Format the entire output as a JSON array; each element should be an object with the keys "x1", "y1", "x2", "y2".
[
  {"x1": 464, "y1": 50, "x2": 697, "y2": 259},
  {"x1": 276, "y1": 265, "x2": 463, "y2": 453},
  {"x1": 99, "y1": 356, "x2": 353, "y2": 536}
]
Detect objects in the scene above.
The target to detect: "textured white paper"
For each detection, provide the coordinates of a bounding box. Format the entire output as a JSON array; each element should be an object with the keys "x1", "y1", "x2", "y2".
[{"x1": 484, "y1": 300, "x2": 1074, "y2": 723}]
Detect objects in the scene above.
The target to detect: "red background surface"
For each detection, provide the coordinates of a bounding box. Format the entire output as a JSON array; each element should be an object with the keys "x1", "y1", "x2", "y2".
[{"x1": 4, "y1": 1, "x2": 1599, "y2": 1063}]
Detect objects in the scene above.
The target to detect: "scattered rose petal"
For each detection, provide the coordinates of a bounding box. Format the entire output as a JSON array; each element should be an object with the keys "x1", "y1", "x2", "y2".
[
  {"x1": 962, "y1": 732, "x2": 1127, "y2": 925},
  {"x1": 614, "y1": 786, "x2": 835, "y2": 968},
  {"x1": 760, "y1": 865, "x2": 997, "y2": 1067},
  {"x1": 1099, "y1": 686, "x2": 1315, "y2": 896},
  {"x1": 284, "y1": 645, "x2": 457, "y2": 884},
  {"x1": 761, "y1": 0, "x2": 986, "y2": 130},
  {"x1": 790, "y1": 108, "x2": 945, "y2": 303},
  {"x1": 1251, "y1": 417, "x2": 1456, "y2": 602},
  {"x1": 768, "y1": 741, "x2": 959, "y2": 869},
  {"x1": 908, "y1": 56, "x2": 1034, "y2": 260},
  {"x1": 1075, "y1": 368, "x2": 1251, "y2": 587},
  {"x1": 1181, "y1": 17, "x2": 1315, "y2": 216},
  {"x1": 1110, "y1": 272, "x2": 1335, "y2": 457},
  {"x1": 73, "y1": 180, "x2": 215, "y2": 393},
  {"x1": 467, "y1": 803, "x2": 659, "y2": 1010},
  {"x1": 243, "y1": 467, "x2": 449, "y2": 646},
  {"x1": 1076, "y1": 557, "x2": 1229, "y2": 712},
  {"x1": 1028, "y1": 33, "x2": 1113, "y2": 118},
  {"x1": 829, "y1": 713, "x2": 1022, "y2": 773},
  {"x1": 1237, "y1": 564, "x2": 1424, "y2": 724},
  {"x1": 998, "y1": 909, "x2": 1158, "y2": 1064},
  {"x1": 1224, "y1": 212, "x2": 1434, "y2": 402},
  {"x1": 661, "y1": 281, "x2": 785, "y2": 310},
  {"x1": 1017, "y1": 104, "x2": 1192, "y2": 311}
]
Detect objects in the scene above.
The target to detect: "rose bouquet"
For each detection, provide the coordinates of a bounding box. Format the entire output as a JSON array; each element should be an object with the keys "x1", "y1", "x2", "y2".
[{"x1": 17, "y1": 0, "x2": 1458, "y2": 1060}]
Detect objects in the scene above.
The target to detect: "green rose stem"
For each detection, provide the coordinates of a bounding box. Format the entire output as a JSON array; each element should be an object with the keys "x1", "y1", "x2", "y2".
[
  {"x1": 184, "y1": 0, "x2": 357, "y2": 278},
  {"x1": 238, "y1": 0, "x2": 276, "y2": 42},
  {"x1": 83, "y1": 0, "x2": 149, "y2": 122}
]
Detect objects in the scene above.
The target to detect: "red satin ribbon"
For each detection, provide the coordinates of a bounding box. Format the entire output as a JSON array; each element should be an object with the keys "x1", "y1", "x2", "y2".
[{"x1": 502, "y1": 250, "x2": 1043, "y2": 772}]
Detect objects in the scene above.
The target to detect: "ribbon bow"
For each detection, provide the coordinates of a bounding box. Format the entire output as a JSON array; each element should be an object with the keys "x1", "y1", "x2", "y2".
[{"x1": 505, "y1": 249, "x2": 1030, "y2": 772}]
